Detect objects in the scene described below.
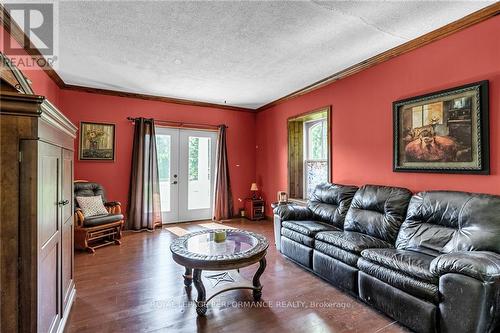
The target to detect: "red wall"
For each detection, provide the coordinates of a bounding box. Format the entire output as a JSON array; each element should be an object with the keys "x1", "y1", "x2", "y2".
[
  {"x1": 256, "y1": 15, "x2": 500, "y2": 216},
  {"x1": 59, "y1": 90, "x2": 256, "y2": 215}
]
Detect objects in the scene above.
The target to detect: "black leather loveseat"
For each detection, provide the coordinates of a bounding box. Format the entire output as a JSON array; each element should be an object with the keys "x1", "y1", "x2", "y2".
[{"x1": 274, "y1": 183, "x2": 500, "y2": 333}]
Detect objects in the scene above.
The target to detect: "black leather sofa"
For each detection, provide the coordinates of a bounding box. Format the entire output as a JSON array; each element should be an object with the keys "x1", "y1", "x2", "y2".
[
  {"x1": 274, "y1": 183, "x2": 500, "y2": 333},
  {"x1": 274, "y1": 183, "x2": 358, "y2": 268}
]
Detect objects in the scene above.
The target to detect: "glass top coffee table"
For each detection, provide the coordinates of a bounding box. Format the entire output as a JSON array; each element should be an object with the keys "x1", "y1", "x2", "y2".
[{"x1": 170, "y1": 229, "x2": 269, "y2": 315}]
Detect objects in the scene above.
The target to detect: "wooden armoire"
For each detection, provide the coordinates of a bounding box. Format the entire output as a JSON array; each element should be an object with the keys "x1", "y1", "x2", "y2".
[{"x1": 0, "y1": 55, "x2": 77, "y2": 333}]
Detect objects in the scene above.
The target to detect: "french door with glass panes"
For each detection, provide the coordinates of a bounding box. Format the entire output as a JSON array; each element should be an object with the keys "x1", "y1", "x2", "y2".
[{"x1": 156, "y1": 127, "x2": 217, "y2": 223}]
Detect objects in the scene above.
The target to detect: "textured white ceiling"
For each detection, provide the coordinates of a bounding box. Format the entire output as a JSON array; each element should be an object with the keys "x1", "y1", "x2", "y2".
[{"x1": 47, "y1": 1, "x2": 495, "y2": 108}]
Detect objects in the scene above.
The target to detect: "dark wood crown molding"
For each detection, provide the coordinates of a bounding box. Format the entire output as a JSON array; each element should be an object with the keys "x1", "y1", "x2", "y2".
[
  {"x1": 256, "y1": 2, "x2": 500, "y2": 112},
  {"x1": 63, "y1": 84, "x2": 254, "y2": 112},
  {"x1": 2, "y1": 3, "x2": 498, "y2": 113}
]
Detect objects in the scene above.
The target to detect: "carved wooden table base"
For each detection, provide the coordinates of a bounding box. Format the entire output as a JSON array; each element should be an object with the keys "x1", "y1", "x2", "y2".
[
  {"x1": 183, "y1": 257, "x2": 267, "y2": 316},
  {"x1": 170, "y1": 230, "x2": 269, "y2": 316}
]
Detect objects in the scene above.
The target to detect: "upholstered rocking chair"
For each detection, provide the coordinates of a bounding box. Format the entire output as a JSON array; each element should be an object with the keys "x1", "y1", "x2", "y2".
[{"x1": 74, "y1": 181, "x2": 124, "y2": 253}]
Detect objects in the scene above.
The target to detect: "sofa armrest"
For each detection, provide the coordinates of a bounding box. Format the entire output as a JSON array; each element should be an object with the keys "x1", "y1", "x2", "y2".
[
  {"x1": 273, "y1": 204, "x2": 313, "y2": 221},
  {"x1": 430, "y1": 251, "x2": 500, "y2": 282},
  {"x1": 272, "y1": 204, "x2": 311, "y2": 252}
]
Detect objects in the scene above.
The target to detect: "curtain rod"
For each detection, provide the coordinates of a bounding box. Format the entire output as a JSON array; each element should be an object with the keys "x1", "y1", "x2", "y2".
[{"x1": 126, "y1": 117, "x2": 227, "y2": 130}]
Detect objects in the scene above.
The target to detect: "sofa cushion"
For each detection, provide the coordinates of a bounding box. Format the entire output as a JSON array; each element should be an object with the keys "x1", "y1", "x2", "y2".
[
  {"x1": 314, "y1": 240, "x2": 360, "y2": 266},
  {"x1": 315, "y1": 231, "x2": 392, "y2": 254},
  {"x1": 282, "y1": 228, "x2": 314, "y2": 247},
  {"x1": 282, "y1": 220, "x2": 339, "y2": 237},
  {"x1": 361, "y1": 248, "x2": 437, "y2": 283},
  {"x1": 344, "y1": 185, "x2": 412, "y2": 244},
  {"x1": 83, "y1": 213, "x2": 124, "y2": 227},
  {"x1": 358, "y1": 258, "x2": 439, "y2": 303},
  {"x1": 307, "y1": 183, "x2": 358, "y2": 228},
  {"x1": 396, "y1": 191, "x2": 500, "y2": 255}
]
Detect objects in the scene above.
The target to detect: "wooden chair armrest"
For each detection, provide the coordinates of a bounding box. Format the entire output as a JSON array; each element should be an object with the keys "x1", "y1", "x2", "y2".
[
  {"x1": 74, "y1": 208, "x2": 85, "y2": 228},
  {"x1": 105, "y1": 201, "x2": 122, "y2": 214},
  {"x1": 104, "y1": 201, "x2": 121, "y2": 207}
]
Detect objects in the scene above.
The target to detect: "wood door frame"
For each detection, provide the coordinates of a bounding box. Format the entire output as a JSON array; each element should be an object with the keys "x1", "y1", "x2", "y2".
[{"x1": 287, "y1": 105, "x2": 331, "y2": 202}]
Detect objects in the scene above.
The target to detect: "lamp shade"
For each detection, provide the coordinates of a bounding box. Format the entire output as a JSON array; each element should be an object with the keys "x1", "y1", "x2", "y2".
[{"x1": 250, "y1": 183, "x2": 259, "y2": 191}]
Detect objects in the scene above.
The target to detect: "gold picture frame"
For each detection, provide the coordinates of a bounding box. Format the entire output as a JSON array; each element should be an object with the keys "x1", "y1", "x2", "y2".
[
  {"x1": 79, "y1": 122, "x2": 116, "y2": 161},
  {"x1": 393, "y1": 81, "x2": 489, "y2": 174}
]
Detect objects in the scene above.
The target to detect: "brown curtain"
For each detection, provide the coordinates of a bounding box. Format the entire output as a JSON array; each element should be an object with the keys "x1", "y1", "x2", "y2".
[
  {"x1": 127, "y1": 118, "x2": 162, "y2": 230},
  {"x1": 213, "y1": 125, "x2": 233, "y2": 221}
]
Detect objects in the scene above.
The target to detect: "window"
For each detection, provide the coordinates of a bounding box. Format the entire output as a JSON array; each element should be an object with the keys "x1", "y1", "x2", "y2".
[
  {"x1": 156, "y1": 134, "x2": 171, "y2": 212},
  {"x1": 288, "y1": 107, "x2": 330, "y2": 200},
  {"x1": 305, "y1": 119, "x2": 327, "y2": 160},
  {"x1": 304, "y1": 119, "x2": 328, "y2": 198},
  {"x1": 188, "y1": 137, "x2": 199, "y2": 181}
]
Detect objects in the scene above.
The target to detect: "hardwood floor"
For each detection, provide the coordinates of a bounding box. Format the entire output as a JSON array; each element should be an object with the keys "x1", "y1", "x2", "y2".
[{"x1": 65, "y1": 219, "x2": 409, "y2": 333}]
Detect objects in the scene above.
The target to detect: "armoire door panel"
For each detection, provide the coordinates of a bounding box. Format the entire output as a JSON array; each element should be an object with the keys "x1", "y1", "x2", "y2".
[
  {"x1": 38, "y1": 242, "x2": 60, "y2": 333},
  {"x1": 38, "y1": 143, "x2": 60, "y2": 248},
  {"x1": 37, "y1": 142, "x2": 61, "y2": 333}
]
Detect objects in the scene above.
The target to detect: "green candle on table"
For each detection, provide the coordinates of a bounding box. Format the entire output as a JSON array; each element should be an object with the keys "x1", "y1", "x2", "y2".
[{"x1": 214, "y1": 230, "x2": 227, "y2": 242}]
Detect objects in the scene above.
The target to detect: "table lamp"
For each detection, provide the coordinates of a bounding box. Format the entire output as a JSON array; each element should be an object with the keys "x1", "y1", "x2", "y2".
[{"x1": 250, "y1": 183, "x2": 259, "y2": 199}]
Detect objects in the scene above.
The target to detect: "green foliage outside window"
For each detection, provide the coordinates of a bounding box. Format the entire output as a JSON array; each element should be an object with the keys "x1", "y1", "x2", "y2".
[
  {"x1": 189, "y1": 137, "x2": 199, "y2": 181},
  {"x1": 309, "y1": 120, "x2": 327, "y2": 160},
  {"x1": 156, "y1": 135, "x2": 170, "y2": 181},
  {"x1": 156, "y1": 135, "x2": 201, "y2": 182}
]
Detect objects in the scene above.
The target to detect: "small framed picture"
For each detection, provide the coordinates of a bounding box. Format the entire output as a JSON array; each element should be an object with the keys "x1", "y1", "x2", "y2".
[
  {"x1": 79, "y1": 122, "x2": 116, "y2": 161},
  {"x1": 393, "y1": 81, "x2": 489, "y2": 174}
]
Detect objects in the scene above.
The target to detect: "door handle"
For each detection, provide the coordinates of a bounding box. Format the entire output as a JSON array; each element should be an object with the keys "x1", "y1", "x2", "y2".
[
  {"x1": 58, "y1": 200, "x2": 70, "y2": 206},
  {"x1": 171, "y1": 181, "x2": 178, "y2": 185}
]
